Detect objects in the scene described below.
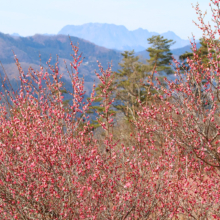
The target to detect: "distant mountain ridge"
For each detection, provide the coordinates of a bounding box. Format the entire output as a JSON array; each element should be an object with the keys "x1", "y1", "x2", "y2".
[
  {"x1": 0, "y1": 32, "x2": 122, "y2": 95},
  {"x1": 58, "y1": 23, "x2": 196, "y2": 52},
  {"x1": 0, "y1": 32, "x2": 121, "y2": 69},
  {"x1": 0, "y1": 31, "x2": 199, "y2": 96}
]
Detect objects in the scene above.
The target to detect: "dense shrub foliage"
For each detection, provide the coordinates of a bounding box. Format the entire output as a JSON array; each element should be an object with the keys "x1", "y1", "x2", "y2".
[{"x1": 0, "y1": 1, "x2": 220, "y2": 219}]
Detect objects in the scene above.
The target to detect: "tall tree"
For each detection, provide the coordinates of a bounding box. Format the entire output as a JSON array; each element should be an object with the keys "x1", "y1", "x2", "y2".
[
  {"x1": 89, "y1": 36, "x2": 175, "y2": 122},
  {"x1": 114, "y1": 50, "x2": 149, "y2": 120},
  {"x1": 145, "y1": 35, "x2": 175, "y2": 93},
  {"x1": 114, "y1": 36, "x2": 175, "y2": 119}
]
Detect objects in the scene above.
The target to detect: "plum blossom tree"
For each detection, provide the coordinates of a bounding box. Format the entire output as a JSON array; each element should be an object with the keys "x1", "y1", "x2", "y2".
[
  {"x1": 133, "y1": 0, "x2": 220, "y2": 218},
  {"x1": 0, "y1": 0, "x2": 220, "y2": 219}
]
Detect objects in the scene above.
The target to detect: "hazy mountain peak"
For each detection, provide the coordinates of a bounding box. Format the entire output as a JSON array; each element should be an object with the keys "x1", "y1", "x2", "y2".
[
  {"x1": 165, "y1": 30, "x2": 175, "y2": 34},
  {"x1": 161, "y1": 31, "x2": 181, "y2": 38},
  {"x1": 10, "y1": 33, "x2": 21, "y2": 39},
  {"x1": 58, "y1": 23, "x2": 195, "y2": 52},
  {"x1": 11, "y1": 33, "x2": 20, "y2": 37}
]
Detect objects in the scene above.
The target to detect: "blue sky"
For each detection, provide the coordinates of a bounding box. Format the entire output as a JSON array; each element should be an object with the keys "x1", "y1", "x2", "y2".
[{"x1": 0, "y1": 0, "x2": 212, "y2": 39}]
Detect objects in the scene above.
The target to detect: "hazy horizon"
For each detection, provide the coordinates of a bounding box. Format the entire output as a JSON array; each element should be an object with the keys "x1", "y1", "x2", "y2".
[{"x1": 0, "y1": 0, "x2": 212, "y2": 40}]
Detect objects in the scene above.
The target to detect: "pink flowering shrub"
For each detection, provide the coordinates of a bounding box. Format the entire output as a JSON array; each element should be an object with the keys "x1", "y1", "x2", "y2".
[
  {"x1": 0, "y1": 0, "x2": 220, "y2": 219},
  {"x1": 133, "y1": 1, "x2": 220, "y2": 218}
]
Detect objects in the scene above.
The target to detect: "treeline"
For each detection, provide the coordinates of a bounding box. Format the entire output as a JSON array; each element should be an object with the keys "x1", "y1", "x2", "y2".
[{"x1": 87, "y1": 35, "x2": 210, "y2": 130}]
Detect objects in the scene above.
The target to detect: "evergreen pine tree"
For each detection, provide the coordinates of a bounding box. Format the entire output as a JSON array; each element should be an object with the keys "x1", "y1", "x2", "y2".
[
  {"x1": 145, "y1": 35, "x2": 175, "y2": 91},
  {"x1": 89, "y1": 36, "x2": 176, "y2": 123},
  {"x1": 114, "y1": 36, "x2": 175, "y2": 119},
  {"x1": 114, "y1": 50, "x2": 148, "y2": 119}
]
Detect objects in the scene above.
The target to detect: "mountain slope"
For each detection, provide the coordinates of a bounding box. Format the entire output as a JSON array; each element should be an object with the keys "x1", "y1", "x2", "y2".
[{"x1": 0, "y1": 32, "x2": 123, "y2": 94}]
